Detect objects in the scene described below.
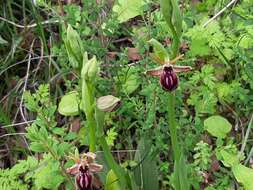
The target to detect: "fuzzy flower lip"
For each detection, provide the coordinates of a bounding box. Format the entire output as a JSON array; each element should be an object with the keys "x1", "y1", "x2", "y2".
[{"x1": 66, "y1": 152, "x2": 103, "y2": 175}]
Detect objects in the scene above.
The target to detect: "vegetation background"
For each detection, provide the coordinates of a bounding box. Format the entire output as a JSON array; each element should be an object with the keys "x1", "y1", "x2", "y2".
[{"x1": 0, "y1": 0, "x2": 253, "y2": 189}]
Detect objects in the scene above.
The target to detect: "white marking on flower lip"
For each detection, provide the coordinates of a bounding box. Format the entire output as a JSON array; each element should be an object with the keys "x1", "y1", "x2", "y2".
[
  {"x1": 165, "y1": 76, "x2": 169, "y2": 86},
  {"x1": 169, "y1": 75, "x2": 173, "y2": 87},
  {"x1": 80, "y1": 174, "x2": 84, "y2": 188},
  {"x1": 84, "y1": 174, "x2": 88, "y2": 187}
]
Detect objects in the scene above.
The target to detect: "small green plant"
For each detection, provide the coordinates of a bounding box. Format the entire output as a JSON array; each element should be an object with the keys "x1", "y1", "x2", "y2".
[
  {"x1": 193, "y1": 141, "x2": 212, "y2": 175},
  {"x1": 23, "y1": 84, "x2": 76, "y2": 189}
]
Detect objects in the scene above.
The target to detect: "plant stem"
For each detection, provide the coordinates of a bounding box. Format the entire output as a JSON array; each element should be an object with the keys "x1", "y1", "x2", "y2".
[
  {"x1": 100, "y1": 136, "x2": 128, "y2": 188},
  {"x1": 87, "y1": 113, "x2": 96, "y2": 152},
  {"x1": 81, "y1": 79, "x2": 96, "y2": 152},
  {"x1": 168, "y1": 93, "x2": 180, "y2": 162},
  {"x1": 96, "y1": 109, "x2": 130, "y2": 189}
]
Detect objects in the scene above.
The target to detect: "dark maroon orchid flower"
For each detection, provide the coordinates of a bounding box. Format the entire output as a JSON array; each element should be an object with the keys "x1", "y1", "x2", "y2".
[
  {"x1": 146, "y1": 54, "x2": 192, "y2": 92},
  {"x1": 66, "y1": 152, "x2": 103, "y2": 190}
]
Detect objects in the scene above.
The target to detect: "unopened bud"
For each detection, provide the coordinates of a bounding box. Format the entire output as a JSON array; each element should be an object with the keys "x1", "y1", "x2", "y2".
[
  {"x1": 97, "y1": 95, "x2": 121, "y2": 112},
  {"x1": 65, "y1": 25, "x2": 84, "y2": 68},
  {"x1": 81, "y1": 55, "x2": 100, "y2": 81}
]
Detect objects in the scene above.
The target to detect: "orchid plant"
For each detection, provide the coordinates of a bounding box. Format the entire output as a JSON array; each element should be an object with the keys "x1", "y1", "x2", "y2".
[{"x1": 144, "y1": 0, "x2": 192, "y2": 189}]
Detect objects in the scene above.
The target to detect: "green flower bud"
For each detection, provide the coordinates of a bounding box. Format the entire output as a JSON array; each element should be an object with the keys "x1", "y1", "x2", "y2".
[
  {"x1": 81, "y1": 55, "x2": 100, "y2": 81},
  {"x1": 65, "y1": 24, "x2": 84, "y2": 68}
]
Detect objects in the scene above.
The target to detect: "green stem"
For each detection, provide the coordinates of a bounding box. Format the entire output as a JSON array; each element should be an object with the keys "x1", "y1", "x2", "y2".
[
  {"x1": 87, "y1": 113, "x2": 96, "y2": 152},
  {"x1": 168, "y1": 93, "x2": 180, "y2": 162},
  {"x1": 100, "y1": 137, "x2": 128, "y2": 188},
  {"x1": 82, "y1": 80, "x2": 96, "y2": 152},
  {"x1": 96, "y1": 109, "x2": 130, "y2": 189}
]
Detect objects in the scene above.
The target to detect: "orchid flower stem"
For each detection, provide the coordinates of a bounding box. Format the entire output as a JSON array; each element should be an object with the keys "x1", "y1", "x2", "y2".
[
  {"x1": 100, "y1": 136, "x2": 128, "y2": 188},
  {"x1": 87, "y1": 113, "x2": 96, "y2": 152},
  {"x1": 168, "y1": 93, "x2": 180, "y2": 162},
  {"x1": 81, "y1": 80, "x2": 96, "y2": 152}
]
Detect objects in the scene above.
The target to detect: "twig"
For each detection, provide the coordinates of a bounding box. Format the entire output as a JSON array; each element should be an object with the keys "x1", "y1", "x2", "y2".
[
  {"x1": 19, "y1": 40, "x2": 34, "y2": 122},
  {"x1": 0, "y1": 16, "x2": 60, "y2": 28},
  {"x1": 32, "y1": 38, "x2": 44, "y2": 82},
  {"x1": 239, "y1": 113, "x2": 253, "y2": 159},
  {"x1": 0, "y1": 55, "x2": 57, "y2": 77},
  {"x1": 0, "y1": 120, "x2": 36, "y2": 129},
  {"x1": 0, "y1": 133, "x2": 26, "y2": 139},
  {"x1": 96, "y1": 149, "x2": 139, "y2": 153},
  {"x1": 203, "y1": 0, "x2": 237, "y2": 27}
]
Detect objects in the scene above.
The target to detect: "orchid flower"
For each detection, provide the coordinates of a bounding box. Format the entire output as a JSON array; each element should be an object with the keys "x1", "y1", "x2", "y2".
[
  {"x1": 146, "y1": 54, "x2": 192, "y2": 91},
  {"x1": 66, "y1": 152, "x2": 103, "y2": 190}
]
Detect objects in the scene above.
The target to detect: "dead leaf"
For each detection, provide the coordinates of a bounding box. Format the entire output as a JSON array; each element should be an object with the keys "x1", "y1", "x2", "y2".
[
  {"x1": 70, "y1": 118, "x2": 81, "y2": 132},
  {"x1": 107, "y1": 51, "x2": 118, "y2": 60},
  {"x1": 127, "y1": 47, "x2": 141, "y2": 61},
  {"x1": 210, "y1": 156, "x2": 220, "y2": 172}
]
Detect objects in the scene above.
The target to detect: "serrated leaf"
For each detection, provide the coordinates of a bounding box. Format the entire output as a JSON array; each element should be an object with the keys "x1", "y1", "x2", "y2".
[
  {"x1": 34, "y1": 161, "x2": 64, "y2": 189},
  {"x1": 64, "y1": 132, "x2": 77, "y2": 141},
  {"x1": 113, "y1": 0, "x2": 145, "y2": 23},
  {"x1": 52, "y1": 127, "x2": 65, "y2": 136},
  {"x1": 204, "y1": 115, "x2": 232, "y2": 138},
  {"x1": 190, "y1": 38, "x2": 209, "y2": 56},
  {"x1": 30, "y1": 142, "x2": 46, "y2": 152},
  {"x1": 58, "y1": 91, "x2": 80, "y2": 116}
]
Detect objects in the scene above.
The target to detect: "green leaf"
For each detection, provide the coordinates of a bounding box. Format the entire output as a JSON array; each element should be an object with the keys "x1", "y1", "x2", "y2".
[
  {"x1": 0, "y1": 35, "x2": 8, "y2": 45},
  {"x1": 238, "y1": 35, "x2": 253, "y2": 49},
  {"x1": 64, "y1": 132, "x2": 77, "y2": 141},
  {"x1": 134, "y1": 136, "x2": 159, "y2": 190},
  {"x1": 113, "y1": 0, "x2": 145, "y2": 23},
  {"x1": 58, "y1": 91, "x2": 80, "y2": 116},
  {"x1": 52, "y1": 127, "x2": 65, "y2": 136},
  {"x1": 204, "y1": 115, "x2": 232, "y2": 138},
  {"x1": 190, "y1": 38, "x2": 209, "y2": 56},
  {"x1": 148, "y1": 38, "x2": 169, "y2": 62},
  {"x1": 105, "y1": 127, "x2": 118, "y2": 146},
  {"x1": 173, "y1": 154, "x2": 190, "y2": 190},
  {"x1": 10, "y1": 156, "x2": 38, "y2": 176},
  {"x1": 122, "y1": 68, "x2": 140, "y2": 94},
  {"x1": 30, "y1": 142, "x2": 46, "y2": 152},
  {"x1": 105, "y1": 170, "x2": 122, "y2": 190},
  {"x1": 219, "y1": 149, "x2": 239, "y2": 167},
  {"x1": 34, "y1": 161, "x2": 64, "y2": 189},
  {"x1": 232, "y1": 164, "x2": 253, "y2": 190}
]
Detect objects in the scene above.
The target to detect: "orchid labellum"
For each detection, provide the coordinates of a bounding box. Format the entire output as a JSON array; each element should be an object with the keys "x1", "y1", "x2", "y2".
[
  {"x1": 146, "y1": 54, "x2": 192, "y2": 92},
  {"x1": 66, "y1": 152, "x2": 103, "y2": 190}
]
